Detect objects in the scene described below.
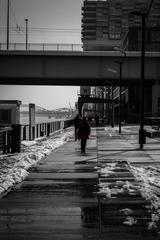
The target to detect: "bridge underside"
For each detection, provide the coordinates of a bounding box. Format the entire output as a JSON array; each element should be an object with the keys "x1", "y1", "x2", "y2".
[
  {"x1": 0, "y1": 51, "x2": 159, "y2": 86},
  {"x1": 0, "y1": 76, "x2": 153, "y2": 86}
]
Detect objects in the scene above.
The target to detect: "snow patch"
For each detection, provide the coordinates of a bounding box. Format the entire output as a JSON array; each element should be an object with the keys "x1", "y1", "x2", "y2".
[
  {"x1": 129, "y1": 165, "x2": 160, "y2": 229},
  {"x1": 97, "y1": 161, "x2": 160, "y2": 229},
  {"x1": 123, "y1": 216, "x2": 137, "y2": 226},
  {"x1": 0, "y1": 128, "x2": 74, "y2": 198}
]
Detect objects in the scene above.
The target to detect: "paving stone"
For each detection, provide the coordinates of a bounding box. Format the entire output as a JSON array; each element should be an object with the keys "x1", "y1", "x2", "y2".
[{"x1": 0, "y1": 127, "x2": 160, "y2": 240}]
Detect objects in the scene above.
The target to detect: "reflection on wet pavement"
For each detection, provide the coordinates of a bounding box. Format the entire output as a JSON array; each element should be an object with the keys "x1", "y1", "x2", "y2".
[{"x1": 0, "y1": 128, "x2": 160, "y2": 239}]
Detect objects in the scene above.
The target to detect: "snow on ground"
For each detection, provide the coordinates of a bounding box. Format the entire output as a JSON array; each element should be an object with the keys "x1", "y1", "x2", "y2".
[
  {"x1": 130, "y1": 164, "x2": 160, "y2": 229},
  {"x1": 97, "y1": 161, "x2": 160, "y2": 229},
  {"x1": 0, "y1": 128, "x2": 74, "y2": 198}
]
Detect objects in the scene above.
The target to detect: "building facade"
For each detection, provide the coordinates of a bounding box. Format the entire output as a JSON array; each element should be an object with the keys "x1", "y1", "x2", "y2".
[
  {"x1": 82, "y1": 0, "x2": 160, "y2": 51},
  {"x1": 81, "y1": 0, "x2": 160, "y2": 124}
]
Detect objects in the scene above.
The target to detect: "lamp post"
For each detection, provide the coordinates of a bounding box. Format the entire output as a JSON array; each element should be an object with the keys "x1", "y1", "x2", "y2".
[
  {"x1": 111, "y1": 85, "x2": 114, "y2": 128},
  {"x1": 115, "y1": 60, "x2": 122, "y2": 134},
  {"x1": 130, "y1": 11, "x2": 146, "y2": 149},
  {"x1": 130, "y1": 0, "x2": 154, "y2": 149},
  {"x1": 140, "y1": 13, "x2": 146, "y2": 149},
  {"x1": 7, "y1": 0, "x2": 10, "y2": 50},
  {"x1": 25, "y1": 19, "x2": 28, "y2": 50}
]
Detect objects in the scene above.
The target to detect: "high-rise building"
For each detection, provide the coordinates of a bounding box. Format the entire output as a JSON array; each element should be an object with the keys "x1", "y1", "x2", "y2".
[
  {"x1": 81, "y1": 0, "x2": 160, "y2": 123},
  {"x1": 82, "y1": 0, "x2": 160, "y2": 51}
]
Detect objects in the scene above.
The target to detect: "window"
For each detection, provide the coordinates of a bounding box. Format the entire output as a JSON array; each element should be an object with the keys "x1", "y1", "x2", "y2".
[
  {"x1": 103, "y1": 33, "x2": 108, "y2": 38},
  {"x1": 109, "y1": 33, "x2": 121, "y2": 39}
]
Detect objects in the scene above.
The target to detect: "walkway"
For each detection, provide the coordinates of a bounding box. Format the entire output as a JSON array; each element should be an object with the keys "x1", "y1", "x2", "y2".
[{"x1": 0, "y1": 126, "x2": 160, "y2": 240}]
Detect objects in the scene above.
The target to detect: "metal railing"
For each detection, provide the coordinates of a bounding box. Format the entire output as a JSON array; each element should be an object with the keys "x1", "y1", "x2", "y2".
[
  {"x1": 0, "y1": 119, "x2": 73, "y2": 155},
  {"x1": 0, "y1": 43, "x2": 83, "y2": 51},
  {"x1": 21, "y1": 118, "x2": 73, "y2": 140}
]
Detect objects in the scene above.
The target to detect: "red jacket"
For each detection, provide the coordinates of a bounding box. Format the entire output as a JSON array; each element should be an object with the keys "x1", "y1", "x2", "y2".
[{"x1": 78, "y1": 118, "x2": 90, "y2": 140}]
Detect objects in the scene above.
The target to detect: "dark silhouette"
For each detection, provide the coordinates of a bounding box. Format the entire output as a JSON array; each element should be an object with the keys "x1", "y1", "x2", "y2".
[
  {"x1": 95, "y1": 115, "x2": 99, "y2": 126},
  {"x1": 78, "y1": 116, "x2": 90, "y2": 153},
  {"x1": 73, "y1": 114, "x2": 81, "y2": 141}
]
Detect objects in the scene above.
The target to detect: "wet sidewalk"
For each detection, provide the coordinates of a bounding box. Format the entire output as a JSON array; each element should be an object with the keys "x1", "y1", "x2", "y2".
[{"x1": 0, "y1": 126, "x2": 160, "y2": 240}]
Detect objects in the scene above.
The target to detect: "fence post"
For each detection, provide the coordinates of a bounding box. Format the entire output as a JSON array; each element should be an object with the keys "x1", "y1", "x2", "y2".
[
  {"x1": 11, "y1": 124, "x2": 21, "y2": 153},
  {"x1": 47, "y1": 123, "x2": 50, "y2": 137},
  {"x1": 2, "y1": 131, "x2": 7, "y2": 154},
  {"x1": 23, "y1": 126, "x2": 26, "y2": 140}
]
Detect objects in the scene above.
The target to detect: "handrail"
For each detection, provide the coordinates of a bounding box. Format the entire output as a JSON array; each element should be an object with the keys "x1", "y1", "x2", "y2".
[
  {"x1": 21, "y1": 118, "x2": 73, "y2": 140},
  {"x1": 0, "y1": 43, "x2": 83, "y2": 51},
  {"x1": 0, "y1": 119, "x2": 73, "y2": 154}
]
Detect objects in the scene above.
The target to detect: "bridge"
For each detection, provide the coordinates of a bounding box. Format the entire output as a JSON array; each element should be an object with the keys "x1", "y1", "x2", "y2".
[{"x1": 0, "y1": 50, "x2": 160, "y2": 86}]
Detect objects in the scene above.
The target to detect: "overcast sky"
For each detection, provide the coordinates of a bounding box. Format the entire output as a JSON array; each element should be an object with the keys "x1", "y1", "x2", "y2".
[{"x1": 0, "y1": 0, "x2": 83, "y2": 109}]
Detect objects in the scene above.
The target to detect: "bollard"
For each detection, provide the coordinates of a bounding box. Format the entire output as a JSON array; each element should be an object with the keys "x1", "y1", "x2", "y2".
[
  {"x1": 11, "y1": 124, "x2": 21, "y2": 153},
  {"x1": 139, "y1": 129, "x2": 146, "y2": 145}
]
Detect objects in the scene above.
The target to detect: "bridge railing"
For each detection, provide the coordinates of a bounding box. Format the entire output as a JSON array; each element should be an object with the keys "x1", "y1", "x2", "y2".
[{"x1": 0, "y1": 43, "x2": 83, "y2": 51}]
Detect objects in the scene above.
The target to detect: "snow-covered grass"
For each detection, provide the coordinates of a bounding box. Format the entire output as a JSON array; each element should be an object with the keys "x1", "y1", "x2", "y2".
[{"x1": 0, "y1": 127, "x2": 74, "y2": 198}]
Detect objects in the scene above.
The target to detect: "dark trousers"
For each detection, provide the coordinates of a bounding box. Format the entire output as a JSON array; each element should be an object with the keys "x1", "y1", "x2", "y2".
[
  {"x1": 81, "y1": 139, "x2": 87, "y2": 152},
  {"x1": 75, "y1": 127, "x2": 78, "y2": 140}
]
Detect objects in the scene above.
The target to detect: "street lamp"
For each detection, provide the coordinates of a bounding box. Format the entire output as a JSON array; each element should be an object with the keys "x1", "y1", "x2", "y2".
[
  {"x1": 25, "y1": 19, "x2": 28, "y2": 50},
  {"x1": 130, "y1": 0, "x2": 154, "y2": 149},
  {"x1": 111, "y1": 85, "x2": 114, "y2": 128},
  {"x1": 130, "y1": 11, "x2": 146, "y2": 149},
  {"x1": 7, "y1": 0, "x2": 10, "y2": 50},
  {"x1": 114, "y1": 61, "x2": 122, "y2": 134}
]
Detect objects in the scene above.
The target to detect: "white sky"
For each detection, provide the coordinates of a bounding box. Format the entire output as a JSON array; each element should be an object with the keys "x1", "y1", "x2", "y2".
[{"x1": 0, "y1": 0, "x2": 83, "y2": 110}]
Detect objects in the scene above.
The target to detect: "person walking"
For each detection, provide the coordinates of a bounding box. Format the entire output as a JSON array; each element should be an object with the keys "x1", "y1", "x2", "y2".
[
  {"x1": 78, "y1": 116, "x2": 91, "y2": 154},
  {"x1": 73, "y1": 114, "x2": 81, "y2": 141}
]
